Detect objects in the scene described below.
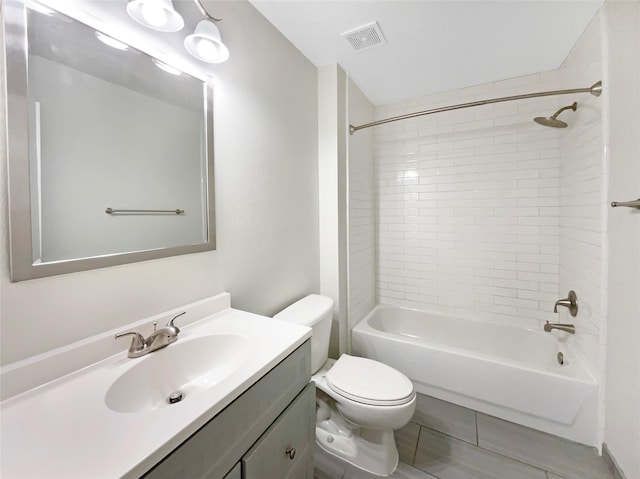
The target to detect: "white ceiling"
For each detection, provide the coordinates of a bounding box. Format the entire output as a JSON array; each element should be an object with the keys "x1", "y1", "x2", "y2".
[{"x1": 248, "y1": 0, "x2": 604, "y2": 105}]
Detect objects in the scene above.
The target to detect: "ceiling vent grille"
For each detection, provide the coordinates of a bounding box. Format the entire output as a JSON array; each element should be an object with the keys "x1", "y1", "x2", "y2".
[{"x1": 342, "y1": 22, "x2": 386, "y2": 52}]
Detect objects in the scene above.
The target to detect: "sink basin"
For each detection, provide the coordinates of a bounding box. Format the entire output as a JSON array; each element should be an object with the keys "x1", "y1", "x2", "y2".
[{"x1": 106, "y1": 334, "x2": 250, "y2": 413}]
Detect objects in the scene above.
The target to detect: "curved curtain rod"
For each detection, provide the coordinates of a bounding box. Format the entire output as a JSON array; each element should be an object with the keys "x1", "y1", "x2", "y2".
[{"x1": 349, "y1": 81, "x2": 602, "y2": 135}]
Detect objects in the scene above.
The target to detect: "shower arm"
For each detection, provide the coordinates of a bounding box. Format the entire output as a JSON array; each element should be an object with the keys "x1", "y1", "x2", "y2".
[
  {"x1": 349, "y1": 81, "x2": 602, "y2": 135},
  {"x1": 550, "y1": 102, "x2": 577, "y2": 119}
]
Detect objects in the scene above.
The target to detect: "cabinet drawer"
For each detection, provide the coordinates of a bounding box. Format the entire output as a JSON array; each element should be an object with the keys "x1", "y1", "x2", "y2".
[{"x1": 242, "y1": 383, "x2": 315, "y2": 479}]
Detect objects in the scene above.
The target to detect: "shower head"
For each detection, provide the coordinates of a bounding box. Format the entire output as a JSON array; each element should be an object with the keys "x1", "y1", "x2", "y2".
[
  {"x1": 534, "y1": 101, "x2": 577, "y2": 128},
  {"x1": 534, "y1": 116, "x2": 569, "y2": 128}
]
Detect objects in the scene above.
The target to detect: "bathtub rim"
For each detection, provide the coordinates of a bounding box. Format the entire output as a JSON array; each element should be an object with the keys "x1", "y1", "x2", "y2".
[{"x1": 353, "y1": 302, "x2": 597, "y2": 385}]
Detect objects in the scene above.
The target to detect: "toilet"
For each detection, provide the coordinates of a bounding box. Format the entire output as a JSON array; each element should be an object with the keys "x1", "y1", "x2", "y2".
[{"x1": 274, "y1": 294, "x2": 416, "y2": 476}]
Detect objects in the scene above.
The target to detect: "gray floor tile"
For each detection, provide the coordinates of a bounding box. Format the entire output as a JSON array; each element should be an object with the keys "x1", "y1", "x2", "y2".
[
  {"x1": 476, "y1": 414, "x2": 612, "y2": 479},
  {"x1": 396, "y1": 422, "x2": 421, "y2": 464},
  {"x1": 342, "y1": 461, "x2": 439, "y2": 479},
  {"x1": 414, "y1": 394, "x2": 478, "y2": 444},
  {"x1": 415, "y1": 427, "x2": 547, "y2": 479},
  {"x1": 314, "y1": 444, "x2": 346, "y2": 479},
  {"x1": 391, "y1": 462, "x2": 439, "y2": 479},
  {"x1": 315, "y1": 468, "x2": 342, "y2": 479},
  {"x1": 547, "y1": 473, "x2": 567, "y2": 479},
  {"x1": 342, "y1": 464, "x2": 377, "y2": 479}
]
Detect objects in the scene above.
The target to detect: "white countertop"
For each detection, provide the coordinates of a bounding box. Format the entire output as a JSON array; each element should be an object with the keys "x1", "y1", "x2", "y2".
[{"x1": 0, "y1": 308, "x2": 311, "y2": 478}]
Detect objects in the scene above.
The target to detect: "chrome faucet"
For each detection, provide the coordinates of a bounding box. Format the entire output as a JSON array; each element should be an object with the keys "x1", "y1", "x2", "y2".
[
  {"x1": 553, "y1": 290, "x2": 578, "y2": 317},
  {"x1": 115, "y1": 312, "x2": 186, "y2": 358},
  {"x1": 544, "y1": 321, "x2": 576, "y2": 334}
]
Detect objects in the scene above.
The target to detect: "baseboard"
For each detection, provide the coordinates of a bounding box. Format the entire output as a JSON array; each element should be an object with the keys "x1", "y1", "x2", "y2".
[{"x1": 602, "y1": 443, "x2": 627, "y2": 479}]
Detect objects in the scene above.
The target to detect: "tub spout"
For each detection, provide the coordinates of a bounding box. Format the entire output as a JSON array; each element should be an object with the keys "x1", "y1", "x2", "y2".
[
  {"x1": 544, "y1": 321, "x2": 576, "y2": 334},
  {"x1": 553, "y1": 290, "x2": 578, "y2": 317}
]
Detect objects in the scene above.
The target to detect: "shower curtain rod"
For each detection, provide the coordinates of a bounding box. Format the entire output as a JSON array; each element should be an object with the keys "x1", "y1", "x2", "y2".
[{"x1": 349, "y1": 81, "x2": 602, "y2": 135}]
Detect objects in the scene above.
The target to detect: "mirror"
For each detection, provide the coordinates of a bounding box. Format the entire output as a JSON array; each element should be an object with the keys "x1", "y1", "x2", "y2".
[{"x1": 4, "y1": 0, "x2": 215, "y2": 281}]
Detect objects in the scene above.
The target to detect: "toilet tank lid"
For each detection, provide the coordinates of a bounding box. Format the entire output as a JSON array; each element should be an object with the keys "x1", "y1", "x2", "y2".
[{"x1": 273, "y1": 294, "x2": 334, "y2": 326}]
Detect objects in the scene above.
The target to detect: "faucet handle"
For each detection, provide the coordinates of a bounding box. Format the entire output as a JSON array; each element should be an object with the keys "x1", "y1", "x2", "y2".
[
  {"x1": 166, "y1": 311, "x2": 186, "y2": 333},
  {"x1": 115, "y1": 331, "x2": 145, "y2": 353}
]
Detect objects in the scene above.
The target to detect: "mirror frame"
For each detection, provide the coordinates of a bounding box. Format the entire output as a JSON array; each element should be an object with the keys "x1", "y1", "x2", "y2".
[{"x1": 3, "y1": 0, "x2": 216, "y2": 282}]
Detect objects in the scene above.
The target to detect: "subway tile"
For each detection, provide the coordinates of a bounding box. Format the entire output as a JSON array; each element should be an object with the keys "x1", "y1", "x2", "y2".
[
  {"x1": 374, "y1": 71, "x2": 569, "y2": 325},
  {"x1": 414, "y1": 427, "x2": 547, "y2": 479},
  {"x1": 476, "y1": 414, "x2": 612, "y2": 479},
  {"x1": 413, "y1": 394, "x2": 478, "y2": 445}
]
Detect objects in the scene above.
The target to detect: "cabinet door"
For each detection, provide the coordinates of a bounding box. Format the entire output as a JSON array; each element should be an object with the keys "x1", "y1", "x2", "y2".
[{"x1": 242, "y1": 383, "x2": 315, "y2": 479}]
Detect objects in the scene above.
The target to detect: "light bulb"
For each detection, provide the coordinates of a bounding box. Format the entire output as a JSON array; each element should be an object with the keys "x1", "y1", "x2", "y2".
[
  {"x1": 184, "y1": 20, "x2": 229, "y2": 63},
  {"x1": 127, "y1": 0, "x2": 184, "y2": 32},
  {"x1": 141, "y1": 2, "x2": 167, "y2": 27},
  {"x1": 196, "y1": 39, "x2": 218, "y2": 61}
]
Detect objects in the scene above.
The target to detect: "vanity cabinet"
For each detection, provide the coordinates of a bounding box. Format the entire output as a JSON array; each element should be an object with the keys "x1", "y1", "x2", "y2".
[
  {"x1": 243, "y1": 383, "x2": 314, "y2": 478},
  {"x1": 142, "y1": 341, "x2": 313, "y2": 479}
]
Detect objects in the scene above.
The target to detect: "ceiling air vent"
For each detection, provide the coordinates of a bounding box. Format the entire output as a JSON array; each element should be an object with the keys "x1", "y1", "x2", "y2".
[{"x1": 341, "y1": 22, "x2": 386, "y2": 52}]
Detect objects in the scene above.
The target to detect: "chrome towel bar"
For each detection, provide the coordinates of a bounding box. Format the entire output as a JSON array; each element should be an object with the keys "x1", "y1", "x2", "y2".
[
  {"x1": 105, "y1": 208, "x2": 185, "y2": 215},
  {"x1": 610, "y1": 199, "x2": 640, "y2": 209}
]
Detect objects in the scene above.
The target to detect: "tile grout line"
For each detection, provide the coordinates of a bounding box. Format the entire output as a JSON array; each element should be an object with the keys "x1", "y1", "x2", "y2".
[
  {"x1": 475, "y1": 410, "x2": 479, "y2": 446},
  {"x1": 471, "y1": 428, "x2": 607, "y2": 479},
  {"x1": 412, "y1": 426, "x2": 445, "y2": 479},
  {"x1": 417, "y1": 423, "x2": 480, "y2": 449},
  {"x1": 411, "y1": 424, "x2": 422, "y2": 466},
  {"x1": 465, "y1": 413, "x2": 609, "y2": 479},
  {"x1": 418, "y1": 422, "x2": 553, "y2": 478}
]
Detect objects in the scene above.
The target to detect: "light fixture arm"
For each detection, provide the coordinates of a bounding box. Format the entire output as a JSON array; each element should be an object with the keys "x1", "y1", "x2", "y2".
[{"x1": 192, "y1": 0, "x2": 222, "y2": 22}]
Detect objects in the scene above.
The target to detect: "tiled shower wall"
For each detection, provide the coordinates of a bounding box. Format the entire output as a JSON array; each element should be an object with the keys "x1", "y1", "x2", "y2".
[
  {"x1": 374, "y1": 72, "x2": 565, "y2": 329},
  {"x1": 347, "y1": 79, "x2": 376, "y2": 331},
  {"x1": 558, "y1": 10, "x2": 606, "y2": 438}
]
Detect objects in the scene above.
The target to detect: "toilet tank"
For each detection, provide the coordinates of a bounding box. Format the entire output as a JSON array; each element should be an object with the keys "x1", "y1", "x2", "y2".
[{"x1": 273, "y1": 294, "x2": 334, "y2": 373}]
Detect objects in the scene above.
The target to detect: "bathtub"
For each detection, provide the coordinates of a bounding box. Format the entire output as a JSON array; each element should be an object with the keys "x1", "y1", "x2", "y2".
[{"x1": 351, "y1": 305, "x2": 598, "y2": 446}]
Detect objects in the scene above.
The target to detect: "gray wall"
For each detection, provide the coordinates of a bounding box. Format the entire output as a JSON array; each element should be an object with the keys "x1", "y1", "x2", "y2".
[{"x1": 0, "y1": 1, "x2": 319, "y2": 365}]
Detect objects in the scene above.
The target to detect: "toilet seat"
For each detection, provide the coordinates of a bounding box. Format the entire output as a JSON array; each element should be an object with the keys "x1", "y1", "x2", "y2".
[{"x1": 325, "y1": 355, "x2": 415, "y2": 406}]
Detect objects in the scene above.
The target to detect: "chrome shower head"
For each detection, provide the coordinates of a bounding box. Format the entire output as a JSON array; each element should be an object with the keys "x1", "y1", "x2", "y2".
[{"x1": 534, "y1": 101, "x2": 577, "y2": 128}]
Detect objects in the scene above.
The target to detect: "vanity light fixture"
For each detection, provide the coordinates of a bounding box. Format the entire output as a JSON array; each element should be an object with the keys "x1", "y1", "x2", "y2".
[
  {"x1": 95, "y1": 31, "x2": 130, "y2": 51},
  {"x1": 126, "y1": 0, "x2": 230, "y2": 63},
  {"x1": 126, "y1": 0, "x2": 184, "y2": 32},
  {"x1": 184, "y1": 20, "x2": 229, "y2": 63}
]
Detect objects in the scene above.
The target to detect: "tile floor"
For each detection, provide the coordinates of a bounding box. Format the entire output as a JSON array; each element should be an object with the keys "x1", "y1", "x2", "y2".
[{"x1": 314, "y1": 393, "x2": 614, "y2": 479}]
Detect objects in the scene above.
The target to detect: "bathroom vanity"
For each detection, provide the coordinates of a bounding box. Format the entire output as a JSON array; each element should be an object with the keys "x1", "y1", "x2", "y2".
[
  {"x1": 144, "y1": 344, "x2": 314, "y2": 479},
  {"x1": 0, "y1": 294, "x2": 314, "y2": 478}
]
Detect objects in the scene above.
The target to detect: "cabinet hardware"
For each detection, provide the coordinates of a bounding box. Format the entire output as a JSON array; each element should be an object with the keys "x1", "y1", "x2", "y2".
[{"x1": 285, "y1": 447, "x2": 296, "y2": 460}]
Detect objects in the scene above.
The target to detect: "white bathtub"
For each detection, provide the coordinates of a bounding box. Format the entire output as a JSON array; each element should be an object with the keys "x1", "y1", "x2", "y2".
[{"x1": 351, "y1": 305, "x2": 598, "y2": 446}]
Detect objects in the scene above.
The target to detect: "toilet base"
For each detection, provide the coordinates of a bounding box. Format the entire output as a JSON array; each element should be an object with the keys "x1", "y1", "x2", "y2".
[{"x1": 315, "y1": 419, "x2": 398, "y2": 477}]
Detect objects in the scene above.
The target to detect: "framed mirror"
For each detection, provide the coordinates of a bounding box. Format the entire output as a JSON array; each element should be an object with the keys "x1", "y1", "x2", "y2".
[{"x1": 3, "y1": 0, "x2": 216, "y2": 281}]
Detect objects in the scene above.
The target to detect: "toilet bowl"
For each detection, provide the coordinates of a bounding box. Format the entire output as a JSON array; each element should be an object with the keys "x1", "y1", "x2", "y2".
[{"x1": 274, "y1": 295, "x2": 416, "y2": 476}]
